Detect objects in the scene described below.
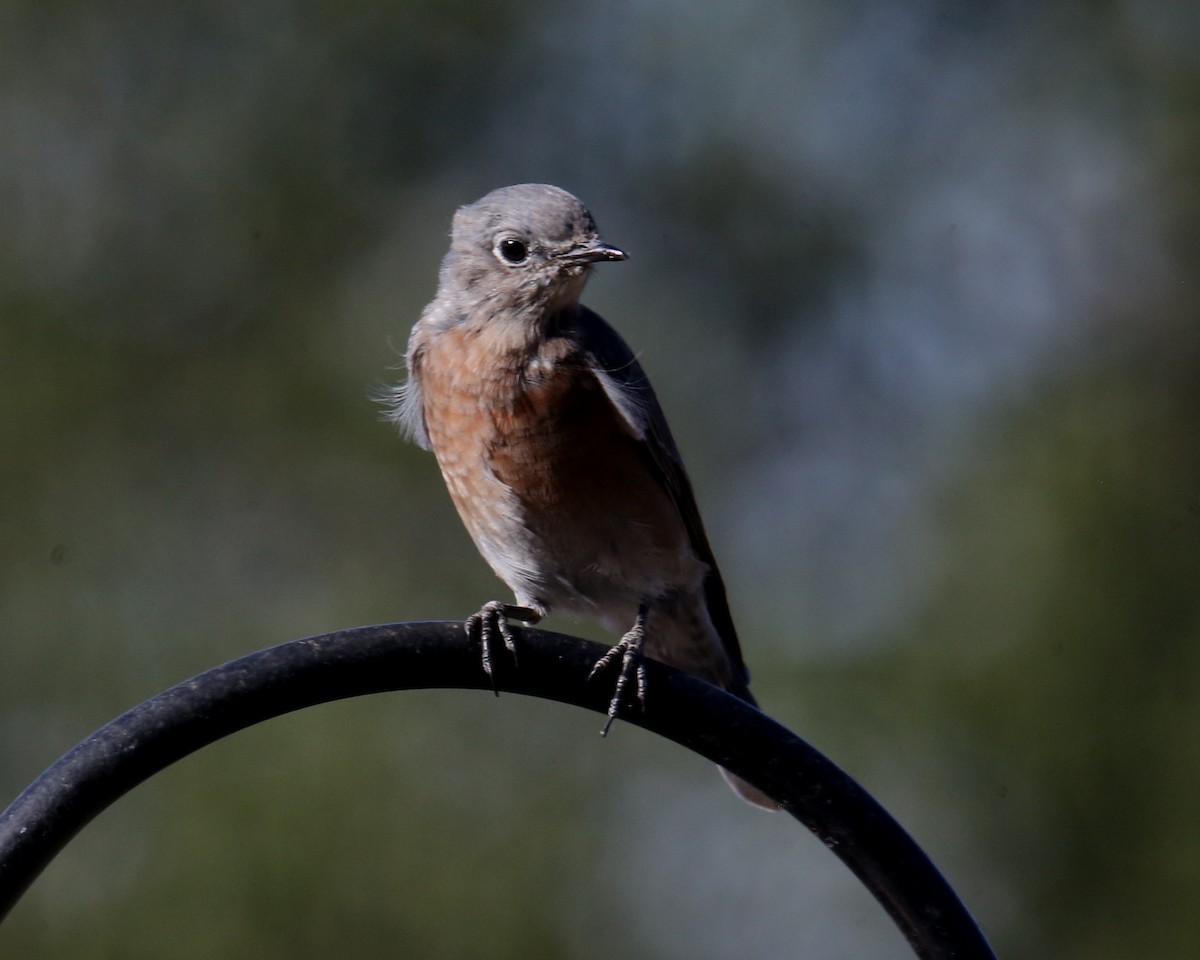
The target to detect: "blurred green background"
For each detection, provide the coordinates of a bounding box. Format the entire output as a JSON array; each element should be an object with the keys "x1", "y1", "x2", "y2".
[{"x1": 2, "y1": 1, "x2": 1199, "y2": 957}]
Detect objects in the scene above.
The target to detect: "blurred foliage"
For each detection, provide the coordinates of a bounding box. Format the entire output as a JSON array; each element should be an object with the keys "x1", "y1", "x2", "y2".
[{"x1": 2, "y1": 1, "x2": 1199, "y2": 958}]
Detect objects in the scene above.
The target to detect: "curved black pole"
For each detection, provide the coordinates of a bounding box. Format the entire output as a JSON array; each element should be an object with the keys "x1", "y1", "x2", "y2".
[{"x1": 0, "y1": 622, "x2": 997, "y2": 959}]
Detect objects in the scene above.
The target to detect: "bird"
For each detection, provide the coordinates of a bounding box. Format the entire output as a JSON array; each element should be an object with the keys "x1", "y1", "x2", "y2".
[{"x1": 389, "y1": 183, "x2": 777, "y2": 810}]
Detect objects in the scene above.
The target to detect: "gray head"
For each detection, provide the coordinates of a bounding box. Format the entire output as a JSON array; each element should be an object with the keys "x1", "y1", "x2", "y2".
[{"x1": 438, "y1": 184, "x2": 626, "y2": 314}]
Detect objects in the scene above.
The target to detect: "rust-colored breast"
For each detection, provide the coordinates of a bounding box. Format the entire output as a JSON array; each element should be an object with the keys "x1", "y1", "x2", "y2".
[{"x1": 418, "y1": 321, "x2": 701, "y2": 608}]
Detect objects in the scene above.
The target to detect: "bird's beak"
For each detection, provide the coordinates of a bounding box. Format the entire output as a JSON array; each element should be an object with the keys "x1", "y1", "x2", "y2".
[{"x1": 557, "y1": 240, "x2": 628, "y2": 264}]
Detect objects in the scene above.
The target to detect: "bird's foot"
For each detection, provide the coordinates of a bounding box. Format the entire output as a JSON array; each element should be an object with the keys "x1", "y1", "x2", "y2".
[
  {"x1": 465, "y1": 601, "x2": 541, "y2": 695},
  {"x1": 589, "y1": 606, "x2": 649, "y2": 736}
]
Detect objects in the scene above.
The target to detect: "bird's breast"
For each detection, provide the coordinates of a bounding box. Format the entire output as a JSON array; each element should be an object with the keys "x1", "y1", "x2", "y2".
[
  {"x1": 420, "y1": 326, "x2": 623, "y2": 512},
  {"x1": 419, "y1": 324, "x2": 704, "y2": 607}
]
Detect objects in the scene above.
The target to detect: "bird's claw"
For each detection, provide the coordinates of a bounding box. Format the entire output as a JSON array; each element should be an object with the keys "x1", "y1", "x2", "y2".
[
  {"x1": 589, "y1": 613, "x2": 648, "y2": 736},
  {"x1": 465, "y1": 601, "x2": 537, "y2": 695}
]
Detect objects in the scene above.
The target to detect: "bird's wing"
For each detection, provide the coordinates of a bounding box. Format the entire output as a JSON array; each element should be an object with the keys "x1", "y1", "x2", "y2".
[
  {"x1": 386, "y1": 308, "x2": 435, "y2": 450},
  {"x1": 568, "y1": 305, "x2": 751, "y2": 690}
]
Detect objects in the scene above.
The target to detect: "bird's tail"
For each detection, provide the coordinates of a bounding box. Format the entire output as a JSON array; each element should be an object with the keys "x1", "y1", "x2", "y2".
[
  {"x1": 642, "y1": 605, "x2": 780, "y2": 810},
  {"x1": 713, "y1": 682, "x2": 780, "y2": 810},
  {"x1": 719, "y1": 766, "x2": 780, "y2": 811}
]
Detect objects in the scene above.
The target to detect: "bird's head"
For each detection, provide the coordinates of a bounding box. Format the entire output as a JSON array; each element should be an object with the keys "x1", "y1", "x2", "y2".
[{"x1": 441, "y1": 183, "x2": 627, "y2": 318}]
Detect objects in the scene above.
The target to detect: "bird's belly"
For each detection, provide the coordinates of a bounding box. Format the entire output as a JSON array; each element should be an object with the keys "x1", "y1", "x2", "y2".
[{"x1": 423, "y1": 349, "x2": 705, "y2": 611}]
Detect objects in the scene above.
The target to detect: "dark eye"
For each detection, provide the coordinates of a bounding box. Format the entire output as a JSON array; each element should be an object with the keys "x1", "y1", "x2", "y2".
[{"x1": 496, "y1": 237, "x2": 529, "y2": 264}]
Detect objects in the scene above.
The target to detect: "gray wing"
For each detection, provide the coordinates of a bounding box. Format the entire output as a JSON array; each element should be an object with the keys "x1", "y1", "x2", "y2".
[
  {"x1": 385, "y1": 311, "x2": 434, "y2": 450},
  {"x1": 566, "y1": 306, "x2": 752, "y2": 692},
  {"x1": 390, "y1": 360, "x2": 430, "y2": 450}
]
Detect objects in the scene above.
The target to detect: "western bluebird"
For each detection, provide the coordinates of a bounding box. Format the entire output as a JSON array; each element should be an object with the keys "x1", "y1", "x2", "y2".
[{"x1": 390, "y1": 183, "x2": 777, "y2": 809}]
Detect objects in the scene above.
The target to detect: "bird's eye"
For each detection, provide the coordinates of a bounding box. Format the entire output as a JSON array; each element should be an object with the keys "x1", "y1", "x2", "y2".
[{"x1": 496, "y1": 237, "x2": 529, "y2": 264}]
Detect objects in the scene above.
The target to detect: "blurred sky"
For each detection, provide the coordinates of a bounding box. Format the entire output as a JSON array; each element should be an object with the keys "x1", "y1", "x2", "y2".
[{"x1": 2, "y1": 2, "x2": 1200, "y2": 959}]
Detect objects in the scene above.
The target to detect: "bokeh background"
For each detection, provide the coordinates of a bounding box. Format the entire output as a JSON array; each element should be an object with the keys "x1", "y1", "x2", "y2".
[{"x1": 3, "y1": 1, "x2": 1199, "y2": 957}]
